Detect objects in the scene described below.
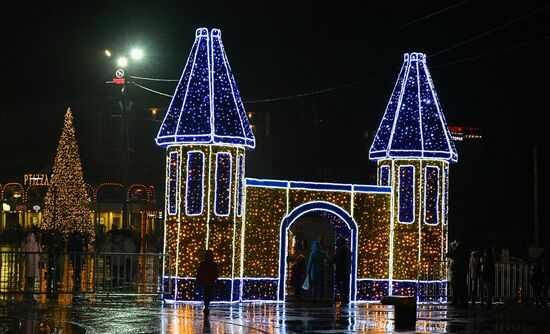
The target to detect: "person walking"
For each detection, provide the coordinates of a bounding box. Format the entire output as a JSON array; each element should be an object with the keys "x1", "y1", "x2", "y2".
[
  {"x1": 42, "y1": 230, "x2": 65, "y2": 299},
  {"x1": 67, "y1": 231, "x2": 84, "y2": 294},
  {"x1": 480, "y1": 247, "x2": 495, "y2": 308},
  {"x1": 541, "y1": 244, "x2": 550, "y2": 308},
  {"x1": 333, "y1": 237, "x2": 351, "y2": 304},
  {"x1": 307, "y1": 240, "x2": 329, "y2": 303},
  {"x1": 290, "y1": 247, "x2": 307, "y2": 301},
  {"x1": 196, "y1": 250, "x2": 219, "y2": 316},
  {"x1": 531, "y1": 257, "x2": 544, "y2": 307},
  {"x1": 468, "y1": 250, "x2": 482, "y2": 305},
  {"x1": 21, "y1": 231, "x2": 43, "y2": 303},
  {"x1": 110, "y1": 234, "x2": 124, "y2": 289},
  {"x1": 447, "y1": 237, "x2": 469, "y2": 307}
]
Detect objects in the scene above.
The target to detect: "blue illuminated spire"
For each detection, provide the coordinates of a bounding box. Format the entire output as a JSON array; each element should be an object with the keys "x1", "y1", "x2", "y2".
[
  {"x1": 369, "y1": 53, "x2": 457, "y2": 163},
  {"x1": 156, "y1": 28, "x2": 255, "y2": 149}
]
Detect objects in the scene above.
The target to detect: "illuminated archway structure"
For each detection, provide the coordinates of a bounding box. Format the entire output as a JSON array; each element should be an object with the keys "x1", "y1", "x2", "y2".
[
  {"x1": 278, "y1": 201, "x2": 358, "y2": 301},
  {"x1": 158, "y1": 29, "x2": 457, "y2": 302}
]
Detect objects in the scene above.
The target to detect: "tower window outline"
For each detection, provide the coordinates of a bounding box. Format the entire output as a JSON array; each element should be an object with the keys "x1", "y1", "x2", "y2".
[
  {"x1": 380, "y1": 165, "x2": 391, "y2": 186},
  {"x1": 168, "y1": 151, "x2": 179, "y2": 216},
  {"x1": 214, "y1": 151, "x2": 232, "y2": 216},
  {"x1": 398, "y1": 165, "x2": 415, "y2": 224},
  {"x1": 236, "y1": 153, "x2": 244, "y2": 217},
  {"x1": 185, "y1": 150, "x2": 205, "y2": 216},
  {"x1": 424, "y1": 165, "x2": 439, "y2": 225}
]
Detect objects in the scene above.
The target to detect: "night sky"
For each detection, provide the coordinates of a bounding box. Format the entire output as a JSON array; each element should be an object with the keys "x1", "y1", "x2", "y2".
[{"x1": 2, "y1": 1, "x2": 549, "y2": 249}]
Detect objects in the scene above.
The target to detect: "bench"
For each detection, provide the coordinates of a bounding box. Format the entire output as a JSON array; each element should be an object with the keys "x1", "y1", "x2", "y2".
[{"x1": 380, "y1": 295, "x2": 416, "y2": 330}]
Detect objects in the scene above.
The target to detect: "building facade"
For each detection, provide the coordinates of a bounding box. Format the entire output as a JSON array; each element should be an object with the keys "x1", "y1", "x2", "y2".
[{"x1": 0, "y1": 178, "x2": 162, "y2": 242}]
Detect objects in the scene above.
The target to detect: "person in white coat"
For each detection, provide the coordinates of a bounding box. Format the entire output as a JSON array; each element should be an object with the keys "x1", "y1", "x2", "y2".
[{"x1": 21, "y1": 232, "x2": 42, "y2": 303}]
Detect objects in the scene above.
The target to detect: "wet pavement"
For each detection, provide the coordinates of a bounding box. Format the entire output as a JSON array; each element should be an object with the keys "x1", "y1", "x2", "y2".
[{"x1": 1, "y1": 297, "x2": 549, "y2": 333}]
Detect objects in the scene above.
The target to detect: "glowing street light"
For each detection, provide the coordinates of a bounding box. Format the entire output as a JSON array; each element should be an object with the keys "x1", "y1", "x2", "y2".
[
  {"x1": 130, "y1": 48, "x2": 143, "y2": 60},
  {"x1": 104, "y1": 46, "x2": 145, "y2": 229},
  {"x1": 117, "y1": 56, "x2": 128, "y2": 67}
]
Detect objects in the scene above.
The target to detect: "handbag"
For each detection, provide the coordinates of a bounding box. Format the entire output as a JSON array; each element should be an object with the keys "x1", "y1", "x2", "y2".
[{"x1": 301, "y1": 275, "x2": 310, "y2": 290}]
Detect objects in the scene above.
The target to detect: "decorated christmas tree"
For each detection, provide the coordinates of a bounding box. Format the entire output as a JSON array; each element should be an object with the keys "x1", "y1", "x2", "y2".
[{"x1": 41, "y1": 108, "x2": 93, "y2": 241}]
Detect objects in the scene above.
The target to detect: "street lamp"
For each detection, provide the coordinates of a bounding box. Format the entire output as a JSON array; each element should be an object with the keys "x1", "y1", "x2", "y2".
[{"x1": 105, "y1": 47, "x2": 144, "y2": 229}]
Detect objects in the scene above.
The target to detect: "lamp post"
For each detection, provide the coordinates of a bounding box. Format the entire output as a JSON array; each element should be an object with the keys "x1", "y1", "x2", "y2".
[{"x1": 105, "y1": 48, "x2": 143, "y2": 229}]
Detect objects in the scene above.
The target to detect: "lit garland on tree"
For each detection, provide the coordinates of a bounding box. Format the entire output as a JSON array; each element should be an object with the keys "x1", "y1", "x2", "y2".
[{"x1": 41, "y1": 108, "x2": 94, "y2": 241}]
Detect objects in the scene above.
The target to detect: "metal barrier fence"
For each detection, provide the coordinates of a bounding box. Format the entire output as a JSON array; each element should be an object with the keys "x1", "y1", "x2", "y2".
[
  {"x1": 417, "y1": 261, "x2": 534, "y2": 303},
  {"x1": 0, "y1": 251, "x2": 171, "y2": 298}
]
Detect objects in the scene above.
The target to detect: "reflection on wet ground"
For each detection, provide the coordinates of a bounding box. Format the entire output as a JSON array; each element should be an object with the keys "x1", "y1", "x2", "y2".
[{"x1": 1, "y1": 297, "x2": 549, "y2": 333}]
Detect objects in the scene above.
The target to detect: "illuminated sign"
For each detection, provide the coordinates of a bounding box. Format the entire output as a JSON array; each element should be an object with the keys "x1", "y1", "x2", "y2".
[
  {"x1": 24, "y1": 174, "x2": 51, "y2": 186},
  {"x1": 113, "y1": 78, "x2": 126, "y2": 85}
]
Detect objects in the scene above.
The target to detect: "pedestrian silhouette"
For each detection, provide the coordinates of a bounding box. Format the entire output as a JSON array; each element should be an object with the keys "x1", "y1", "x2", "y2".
[
  {"x1": 469, "y1": 250, "x2": 482, "y2": 305},
  {"x1": 307, "y1": 240, "x2": 329, "y2": 303},
  {"x1": 333, "y1": 237, "x2": 351, "y2": 304},
  {"x1": 196, "y1": 249, "x2": 219, "y2": 316},
  {"x1": 480, "y1": 247, "x2": 495, "y2": 308},
  {"x1": 21, "y1": 231, "x2": 42, "y2": 303},
  {"x1": 447, "y1": 237, "x2": 469, "y2": 307},
  {"x1": 531, "y1": 256, "x2": 543, "y2": 307},
  {"x1": 540, "y1": 244, "x2": 550, "y2": 308},
  {"x1": 290, "y1": 247, "x2": 306, "y2": 301}
]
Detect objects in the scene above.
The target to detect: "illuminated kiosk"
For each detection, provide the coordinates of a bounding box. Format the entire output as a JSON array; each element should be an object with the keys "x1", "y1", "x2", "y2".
[{"x1": 156, "y1": 28, "x2": 457, "y2": 303}]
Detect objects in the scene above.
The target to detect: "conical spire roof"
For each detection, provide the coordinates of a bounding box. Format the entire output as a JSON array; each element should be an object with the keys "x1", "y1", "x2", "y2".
[
  {"x1": 369, "y1": 53, "x2": 457, "y2": 163},
  {"x1": 156, "y1": 28, "x2": 255, "y2": 149}
]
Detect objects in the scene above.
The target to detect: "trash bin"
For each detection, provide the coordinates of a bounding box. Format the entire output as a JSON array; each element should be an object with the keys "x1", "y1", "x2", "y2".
[{"x1": 381, "y1": 295, "x2": 416, "y2": 330}]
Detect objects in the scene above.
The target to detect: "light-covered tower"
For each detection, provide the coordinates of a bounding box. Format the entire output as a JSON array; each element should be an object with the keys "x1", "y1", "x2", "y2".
[
  {"x1": 156, "y1": 28, "x2": 255, "y2": 301},
  {"x1": 369, "y1": 53, "x2": 457, "y2": 292}
]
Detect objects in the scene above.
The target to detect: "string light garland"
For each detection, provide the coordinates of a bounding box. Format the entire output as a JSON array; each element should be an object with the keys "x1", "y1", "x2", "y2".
[
  {"x1": 41, "y1": 108, "x2": 94, "y2": 242},
  {"x1": 158, "y1": 30, "x2": 457, "y2": 303}
]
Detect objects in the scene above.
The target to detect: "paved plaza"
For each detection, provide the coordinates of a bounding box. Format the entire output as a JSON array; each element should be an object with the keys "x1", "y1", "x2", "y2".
[{"x1": 1, "y1": 296, "x2": 549, "y2": 333}]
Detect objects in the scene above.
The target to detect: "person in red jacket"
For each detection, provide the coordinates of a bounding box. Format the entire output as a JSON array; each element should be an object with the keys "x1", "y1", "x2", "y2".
[{"x1": 196, "y1": 249, "x2": 219, "y2": 316}]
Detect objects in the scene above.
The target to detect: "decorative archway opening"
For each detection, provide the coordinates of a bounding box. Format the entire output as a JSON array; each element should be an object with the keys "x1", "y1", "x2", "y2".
[{"x1": 278, "y1": 201, "x2": 358, "y2": 302}]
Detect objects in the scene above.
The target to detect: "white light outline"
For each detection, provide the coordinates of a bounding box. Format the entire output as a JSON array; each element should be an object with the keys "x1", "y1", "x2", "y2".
[
  {"x1": 155, "y1": 28, "x2": 255, "y2": 150},
  {"x1": 208, "y1": 29, "x2": 215, "y2": 144},
  {"x1": 388, "y1": 159, "x2": 396, "y2": 294},
  {"x1": 418, "y1": 161, "x2": 423, "y2": 268},
  {"x1": 214, "y1": 151, "x2": 232, "y2": 216},
  {"x1": 212, "y1": 30, "x2": 249, "y2": 145},
  {"x1": 380, "y1": 165, "x2": 391, "y2": 186},
  {"x1": 230, "y1": 148, "x2": 243, "y2": 301},
  {"x1": 205, "y1": 146, "x2": 212, "y2": 249},
  {"x1": 161, "y1": 150, "x2": 171, "y2": 292},
  {"x1": 415, "y1": 57, "x2": 425, "y2": 158},
  {"x1": 423, "y1": 165, "x2": 440, "y2": 225},
  {"x1": 174, "y1": 147, "x2": 183, "y2": 300},
  {"x1": 370, "y1": 53, "x2": 458, "y2": 163},
  {"x1": 387, "y1": 53, "x2": 412, "y2": 158},
  {"x1": 245, "y1": 177, "x2": 392, "y2": 194},
  {"x1": 185, "y1": 151, "x2": 205, "y2": 216},
  {"x1": 236, "y1": 154, "x2": 244, "y2": 217},
  {"x1": 357, "y1": 278, "x2": 447, "y2": 283},
  {"x1": 167, "y1": 151, "x2": 180, "y2": 216},
  {"x1": 369, "y1": 53, "x2": 408, "y2": 158},
  {"x1": 155, "y1": 29, "x2": 203, "y2": 144},
  {"x1": 174, "y1": 31, "x2": 208, "y2": 141},
  {"x1": 239, "y1": 155, "x2": 247, "y2": 301},
  {"x1": 397, "y1": 165, "x2": 416, "y2": 224},
  {"x1": 422, "y1": 58, "x2": 457, "y2": 163}
]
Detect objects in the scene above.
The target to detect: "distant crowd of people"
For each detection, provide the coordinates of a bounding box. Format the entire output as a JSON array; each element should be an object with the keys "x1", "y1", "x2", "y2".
[
  {"x1": 447, "y1": 237, "x2": 550, "y2": 308},
  {"x1": 287, "y1": 236, "x2": 352, "y2": 304},
  {"x1": 13, "y1": 224, "x2": 162, "y2": 303}
]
